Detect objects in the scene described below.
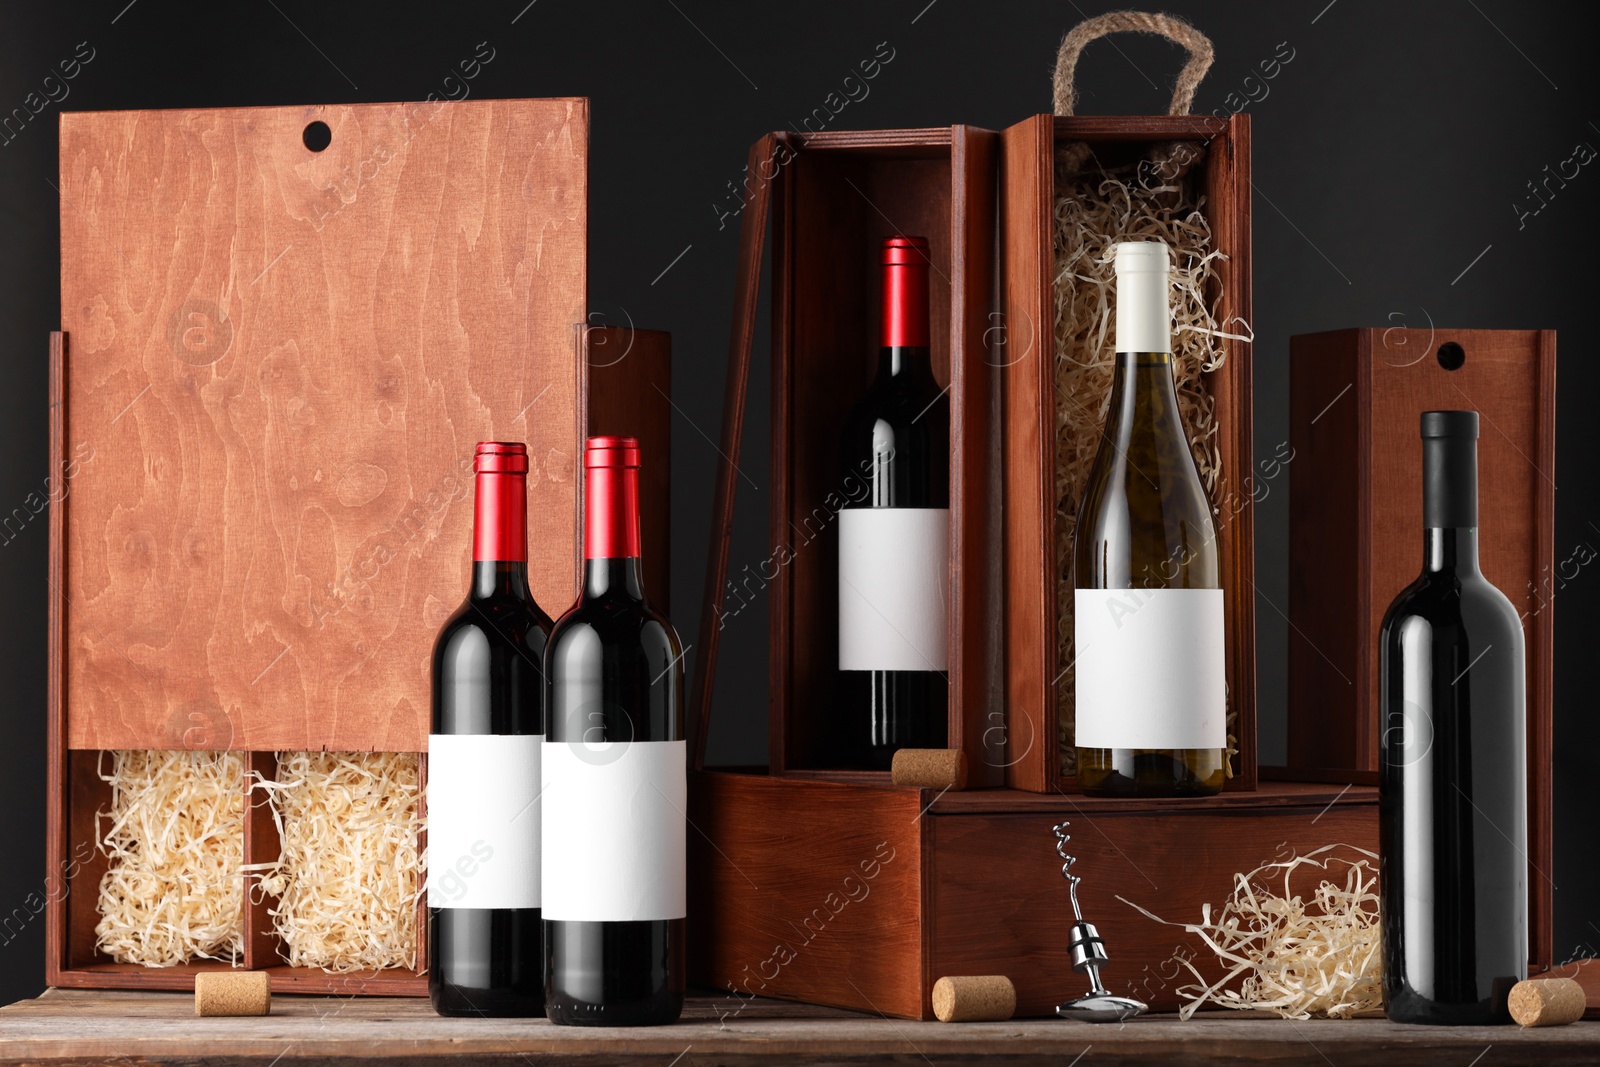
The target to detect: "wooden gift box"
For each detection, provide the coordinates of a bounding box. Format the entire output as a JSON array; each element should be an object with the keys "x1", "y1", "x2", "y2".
[
  {"x1": 686, "y1": 118, "x2": 1388, "y2": 1021},
  {"x1": 44, "y1": 99, "x2": 668, "y2": 994},
  {"x1": 1286, "y1": 327, "x2": 1556, "y2": 973},
  {"x1": 999, "y1": 114, "x2": 1255, "y2": 793}
]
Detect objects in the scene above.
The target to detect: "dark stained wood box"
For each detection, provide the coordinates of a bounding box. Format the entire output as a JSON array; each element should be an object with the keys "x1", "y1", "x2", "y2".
[
  {"x1": 46, "y1": 99, "x2": 670, "y2": 995},
  {"x1": 685, "y1": 119, "x2": 1400, "y2": 1021},
  {"x1": 690, "y1": 773, "x2": 1378, "y2": 1019},
  {"x1": 1286, "y1": 326, "x2": 1556, "y2": 974},
  {"x1": 749, "y1": 125, "x2": 1004, "y2": 783}
]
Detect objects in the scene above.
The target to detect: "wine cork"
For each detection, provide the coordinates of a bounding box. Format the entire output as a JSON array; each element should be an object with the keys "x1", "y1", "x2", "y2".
[
  {"x1": 194, "y1": 970, "x2": 271, "y2": 1016},
  {"x1": 891, "y1": 749, "x2": 968, "y2": 790},
  {"x1": 1508, "y1": 978, "x2": 1586, "y2": 1027},
  {"x1": 932, "y1": 975, "x2": 1015, "y2": 1022}
]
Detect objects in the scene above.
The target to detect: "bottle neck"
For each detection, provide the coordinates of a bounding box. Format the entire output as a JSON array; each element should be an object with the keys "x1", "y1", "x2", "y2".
[
  {"x1": 881, "y1": 252, "x2": 929, "y2": 350},
  {"x1": 584, "y1": 463, "x2": 645, "y2": 601},
  {"x1": 876, "y1": 345, "x2": 933, "y2": 379},
  {"x1": 1105, "y1": 351, "x2": 1185, "y2": 441},
  {"x1": 471, "y1": 560, "x2": 533, "y2": 600},
  {"x1": 1421, "y1": 433, "x2": 1479, "y2": 574},
  {"x1": 1115, "y1": 264, "x2": 1170, "y2": 355},
  {"x1": 470, "y1": 469, "x2": 528, "y2": 598},
  {"x1": 1423, "y1": 527, "x2": 1480, "y2": 575}
]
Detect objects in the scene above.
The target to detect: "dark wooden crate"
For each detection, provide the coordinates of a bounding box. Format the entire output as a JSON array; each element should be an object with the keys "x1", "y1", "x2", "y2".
[
  {"x1": 689, "y1": 772, "x2": 1378, "y2": 1019},
  {"x1": 999, "y1": 113, "x2": 1255, "y2": 793},
  {"x1": 744, "y1": 126, "x2": 1003, "y2": 782},
  {"x1": 1286, "y1": 326, "x2": 1556, "y2": 974},
  {"x1": 685, "y1": 121, "x2": 1386, "y2": 1022}
]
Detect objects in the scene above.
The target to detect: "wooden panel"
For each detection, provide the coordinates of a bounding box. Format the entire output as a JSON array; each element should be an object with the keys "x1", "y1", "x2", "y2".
[
  {"x1": 58, "y1": 100, "x2": 588, "y2": 753},
  {"x1": 999, "y1": 115, "x2": 1055, "y2": 792},
  {"x1": 778, "y1": 142, "x2": 954, "y2": 771},
  {"x1": 1286, "y1": 329, "x2": 1366, "y2": 766},
  {"x1": 687, "y1": 771, "x2": 926, "y2": 1019},
  {"x1": 1000, "y1": 114, "x2": 1255, "y2": 792},
  {"x1": 1198, "y1": 114, "x2": 1257, "y2": 791},
  {"x1": 585, "y1": 324, "x2": 672, "y2": 612},
  {"x1": 948, "y1": 126, "x2": 1002, "y2": 787},
  {"x1": 930, "y1": 800, "x2": 1379, "y2": 1017}
]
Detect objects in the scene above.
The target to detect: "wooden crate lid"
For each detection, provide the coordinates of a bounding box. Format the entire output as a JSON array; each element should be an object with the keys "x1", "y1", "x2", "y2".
[{"x1": 57, "y1": 100, "x2": 588, "y2": 752}]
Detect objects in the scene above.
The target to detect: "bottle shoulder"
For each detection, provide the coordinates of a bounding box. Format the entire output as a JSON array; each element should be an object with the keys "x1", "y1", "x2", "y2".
[
  {"x1": 433, "y1": 595, "x2": 552, "y2": 663},
  {"x1": 548, "y1": 594, "x2": 681, "y2": 652},
  {"x1": 1380, "y1": 570, "x2": 1525, "y2": 642}
]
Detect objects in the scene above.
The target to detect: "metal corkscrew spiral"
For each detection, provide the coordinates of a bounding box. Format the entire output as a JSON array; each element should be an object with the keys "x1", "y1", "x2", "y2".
[{"x1": 1052, "y1": 821, "x2": 1147, "y2": 1023}]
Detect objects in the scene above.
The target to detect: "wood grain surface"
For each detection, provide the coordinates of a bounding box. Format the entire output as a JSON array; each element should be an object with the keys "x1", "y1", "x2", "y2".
[
  {"x1": 58, "y1": 99, "x2": 588, "y2": 753},
  {"x1": 5, "y1": 988, "x2": 1597, "y2": 1066}
]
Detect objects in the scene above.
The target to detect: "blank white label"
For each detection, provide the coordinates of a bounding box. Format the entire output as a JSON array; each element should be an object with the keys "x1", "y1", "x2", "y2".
[
  {"x1": 541, "y1": 739, "x2": 686, "y2": 922},
  {"x1": 1074, "y1": 588, "x2": 1226, "y2": 749},
  {"x1": 838, "y1": 507, "x2": 949, "y2": 672},
  {"x1": 426, "y1": 734, "x2": 541, "y2": 909}
]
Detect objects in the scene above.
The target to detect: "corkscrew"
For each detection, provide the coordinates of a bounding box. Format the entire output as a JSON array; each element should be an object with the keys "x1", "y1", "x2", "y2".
[{"x1": 1052, "y1": 821, "x2": 1147, "y2": 1023}]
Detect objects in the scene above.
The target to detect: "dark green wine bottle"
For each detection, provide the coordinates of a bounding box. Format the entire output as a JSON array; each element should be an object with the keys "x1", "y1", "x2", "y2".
[{"x1": 1072, "y1": 241, "x2": 1227, "y2": 796}]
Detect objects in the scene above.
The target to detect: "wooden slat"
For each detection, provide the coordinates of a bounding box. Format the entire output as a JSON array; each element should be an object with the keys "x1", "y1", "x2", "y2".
[
  {"x1": 44, "y1": 332, "x2": 68, "y2": 987},
  {"x1": 1530, "y1": 329, "x2": 1557, "y2": 973},
  {"x1": 690, "y1": 135, "x2": 782, "y2": 772},
  {"x1": 1286, "y1": 329, "x2": 1364, "y2": 766},
  {"x1": 4, "y1": 988, "x2": 1597, "y2": 1064},
  {"x1": 999, "y1": 114, "x2": 1055, "y2": 793},
  {"x1": 949, "y1": 126, "x2": 1003, "y2": 786}
]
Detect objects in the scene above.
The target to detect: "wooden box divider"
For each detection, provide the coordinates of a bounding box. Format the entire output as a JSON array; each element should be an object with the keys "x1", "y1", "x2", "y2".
[{"x1": 999, "y1": 113, "x2": 1255, "y2": 793}]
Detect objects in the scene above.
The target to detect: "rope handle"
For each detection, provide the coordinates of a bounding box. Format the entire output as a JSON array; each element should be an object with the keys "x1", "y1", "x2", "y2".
[{"x1": 1052, "y1": 10, "x2": 1214, "y2": 117}]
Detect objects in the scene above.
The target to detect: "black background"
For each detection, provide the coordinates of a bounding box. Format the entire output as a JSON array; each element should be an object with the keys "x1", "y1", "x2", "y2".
[{"x1": 1, "y1": 0, "x2": 1593, "y2": 1006}]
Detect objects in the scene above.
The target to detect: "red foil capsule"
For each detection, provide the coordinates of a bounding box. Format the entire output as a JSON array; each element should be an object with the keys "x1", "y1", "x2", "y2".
[
  {"x1": 881, "y1": 235, "x2": 931, "y2": 349},
  {"x1": 472, "y1": 442, "x2": 528, "y2": 563},
  {"x1": 584, "y1": 435, "x2": 642, "y2": 560}
]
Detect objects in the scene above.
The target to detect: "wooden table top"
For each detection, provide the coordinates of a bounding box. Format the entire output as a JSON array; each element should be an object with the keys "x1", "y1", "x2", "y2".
[{"x1": 2, "y1": 989, "x2": 1597, "y2": 1065}]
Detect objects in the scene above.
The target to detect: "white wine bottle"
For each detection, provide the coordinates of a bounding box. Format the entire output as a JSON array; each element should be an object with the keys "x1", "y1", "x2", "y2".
[{"x1": 1072, "y1": 241, "x2": 1226, "y2": 796}]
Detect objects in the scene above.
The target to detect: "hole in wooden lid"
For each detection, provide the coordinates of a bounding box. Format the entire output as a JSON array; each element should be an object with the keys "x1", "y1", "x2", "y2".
[
  {"x1": 1437, "y1": 342, "x2": 1465, "y2": 371},
  {"x1": 302, "y1": 121, "x2": 332, "y2": 152}
]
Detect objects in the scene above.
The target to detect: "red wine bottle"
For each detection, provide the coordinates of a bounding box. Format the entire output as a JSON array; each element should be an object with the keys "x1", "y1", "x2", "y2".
[
  {"x1": 1380, "y1": 411, "x2": 1527, "y2": 1024},
  {"x1": 837, "y1": 235, "x2": 950, "y2": 769},
  {"x1": 429, "y1": 442, "x2": 553, "y2": 1017},
  {"x1": 543, "y1": 436, "x2": 685, "y2": 1026}
]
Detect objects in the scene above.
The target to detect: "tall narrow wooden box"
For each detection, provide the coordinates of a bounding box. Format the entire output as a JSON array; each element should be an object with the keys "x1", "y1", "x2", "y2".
[
  {"x1": 1286, "y1": 326, "x2": 1556, "y2": 969},
  {"x1": 999, "y1": 114, "x2": 1256, "y2": 792},
  {"x1": 44, "y1": 100, "x2": 662, "y2": 994},
  {"x1": 687, "y1": 119, "x2": 1385, "y2": 1021}
]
